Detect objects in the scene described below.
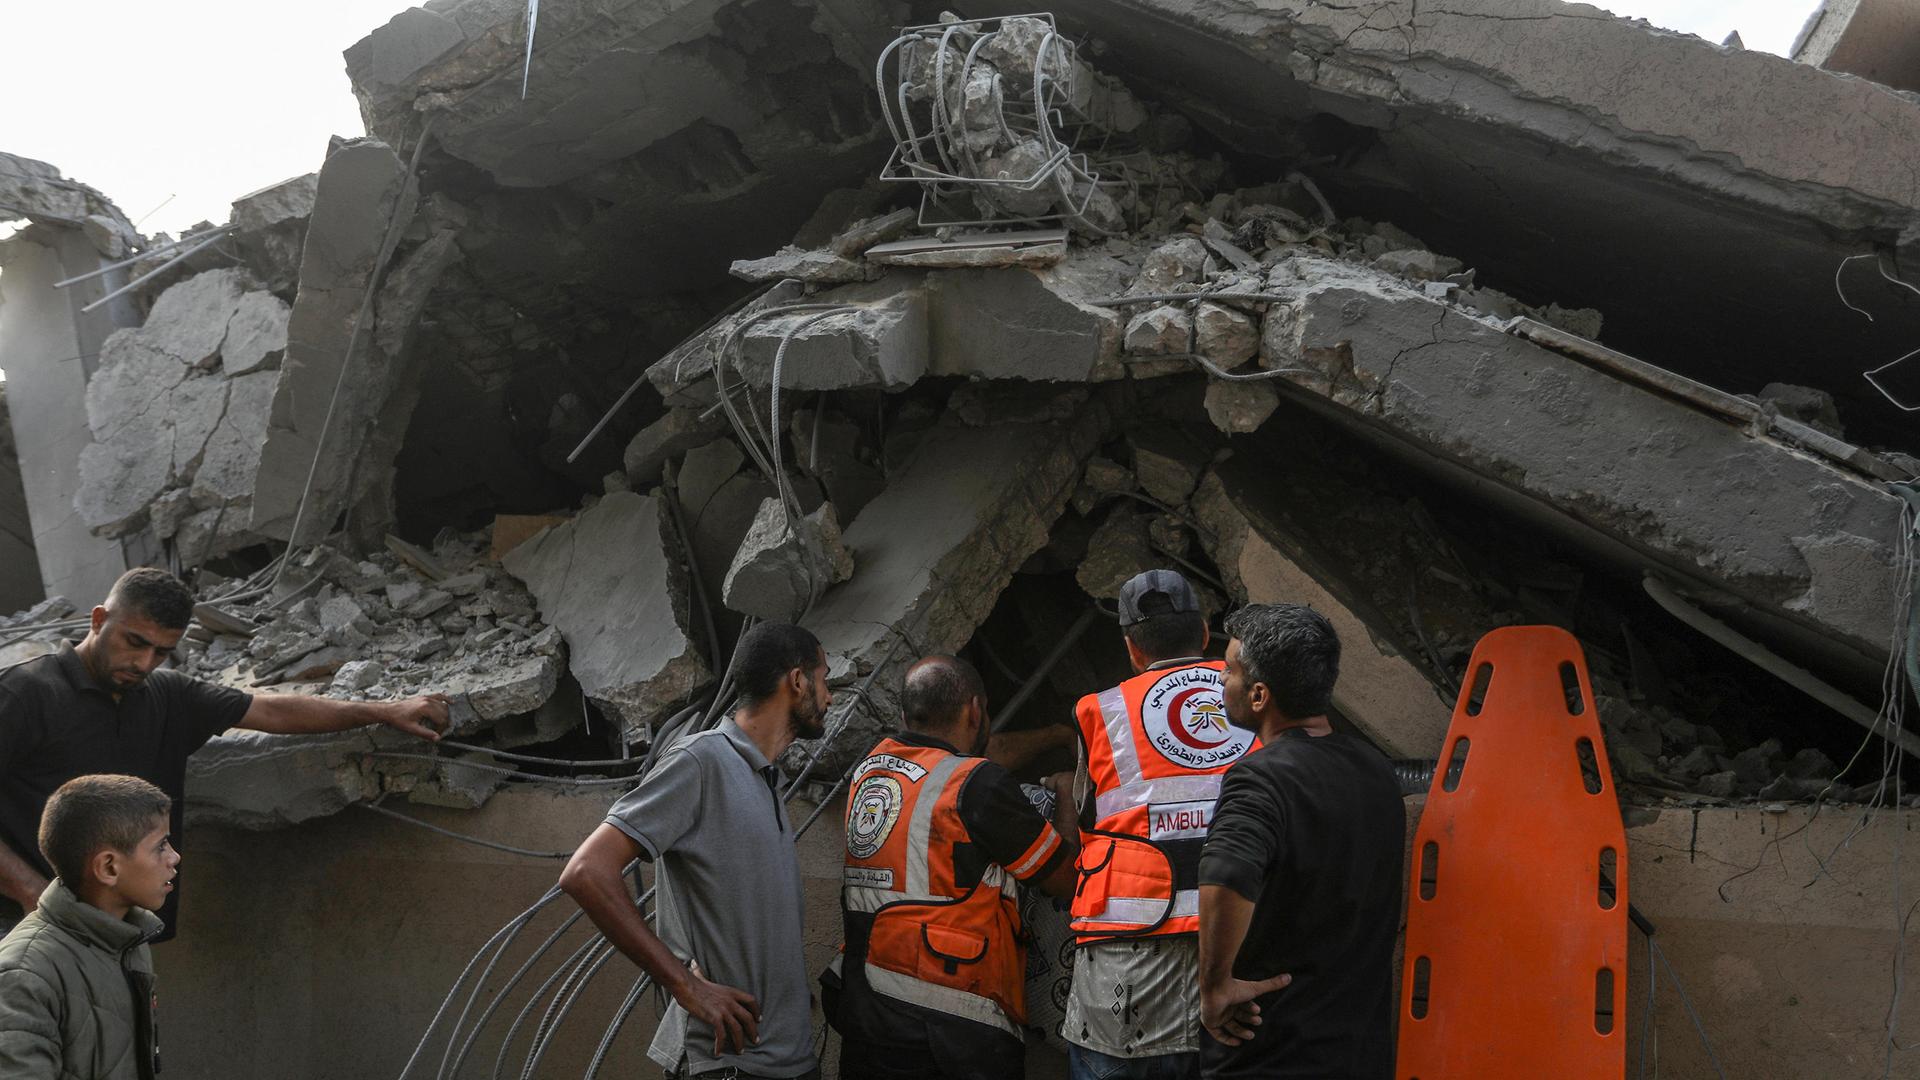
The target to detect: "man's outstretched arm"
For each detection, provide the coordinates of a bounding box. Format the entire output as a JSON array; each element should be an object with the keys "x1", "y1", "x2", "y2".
[
  {"x1": 559, "y1": 824, "x2": 760, "y2": 1056},
  {"x1": 239, "y1": 691, "x2": 450, "y2": 740},
  {"x1": 1197, "y1": 884, "x2": 1292, "y2": 1046},
  {"x1": 0, "y1": 844, "x2": 46, "y2": 913}
]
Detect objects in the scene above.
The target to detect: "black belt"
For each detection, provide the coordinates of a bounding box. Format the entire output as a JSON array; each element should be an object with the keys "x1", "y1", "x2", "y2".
[{"x1": 686, "y1": 1068, "x2": 821, "y2": 1080}]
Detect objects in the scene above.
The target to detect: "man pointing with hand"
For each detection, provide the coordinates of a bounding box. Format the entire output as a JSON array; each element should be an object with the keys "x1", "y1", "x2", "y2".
[{"x1": 0, "y1": 568, "x2": 450, "y2": 942}]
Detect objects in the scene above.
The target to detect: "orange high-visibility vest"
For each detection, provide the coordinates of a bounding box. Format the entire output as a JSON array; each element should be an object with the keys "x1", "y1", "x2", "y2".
[
  {"x1": 1071, "y1": 660, "x2": 1255, "y2": 940},
  {"x1": 840, "y1": 737, "x2": 1055, "y2": 1038}
]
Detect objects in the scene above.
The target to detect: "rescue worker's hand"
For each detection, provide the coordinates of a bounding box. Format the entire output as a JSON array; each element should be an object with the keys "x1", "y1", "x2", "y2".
[
  {"x1": 1040, "y1": 772, "x2": 1074, "y2": 799},
  {"x1": 1201, "y1": 972, "x2": 1292, "y2": 1046},
  {"x1": 380, "y1": 693, "x2": 451, "y2": 741},
  {"x1": 678, "y1": 967, "x2": 761, "y2": 1056}
]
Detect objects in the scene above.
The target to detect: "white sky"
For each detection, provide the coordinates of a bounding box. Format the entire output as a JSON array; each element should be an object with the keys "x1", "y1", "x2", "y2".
[{"x1": 0, "y1": 1, "x2": 1825, "y2": 240}]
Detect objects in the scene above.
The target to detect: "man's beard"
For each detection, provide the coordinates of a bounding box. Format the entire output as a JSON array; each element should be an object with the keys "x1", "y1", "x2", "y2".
[
  {"x1": 789, "y1": 693, "x2": 828, "y2": 740},
  {"x1": 1223, "y1": 688, "x2": 1258, "y2": 732}
]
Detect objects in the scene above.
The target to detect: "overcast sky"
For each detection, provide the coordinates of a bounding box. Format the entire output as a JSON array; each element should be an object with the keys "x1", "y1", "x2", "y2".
[{"x1": 1, "y1": 1, "x2": 1825, "y2": 240}]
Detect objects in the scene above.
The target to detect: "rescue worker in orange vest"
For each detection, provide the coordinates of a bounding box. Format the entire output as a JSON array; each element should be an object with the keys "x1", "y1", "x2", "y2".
[
  {"x1": 825, "y1": 654, "x2": 1079, "y2": 1080},
  {"x1": 1061, "y1": 570, "x2": 1257, "y2": 1080}
]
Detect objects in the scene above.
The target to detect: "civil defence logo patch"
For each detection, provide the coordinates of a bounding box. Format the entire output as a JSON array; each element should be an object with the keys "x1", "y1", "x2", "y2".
[
  {"x1": 847, "y1": 774, "x2": 903, "y2": 859},
  {"x1": 1139, "y1": 666, "x2": 1253, "y2": 769}
]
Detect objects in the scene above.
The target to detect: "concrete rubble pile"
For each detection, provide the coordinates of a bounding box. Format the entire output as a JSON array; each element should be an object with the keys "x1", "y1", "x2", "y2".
[{"x1": 1, "y1": 0, "x2": 1919, "y2": 859}]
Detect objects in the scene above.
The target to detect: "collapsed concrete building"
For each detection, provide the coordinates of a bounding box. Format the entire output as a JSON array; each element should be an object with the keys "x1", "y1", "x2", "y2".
[{"x1": 4, "y1": 1, "x2": 1920, "y2": 1076}]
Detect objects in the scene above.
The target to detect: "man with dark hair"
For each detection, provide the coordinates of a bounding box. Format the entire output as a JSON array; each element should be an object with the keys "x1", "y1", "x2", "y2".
[
  {"x1": 827, "y1": 654, "x2": 1076, "y2": 1080},
  {"x1": 1061, "y1": 570, "x2": 1253, "y2": 1080},
  {"x1": 0, "y1": 774, "x2": 177, "y2": 1080},
  {"x1": 561, "y1": 621, "x2": 829, "y2": 1080},
  {"x1": 1198, "y1": 603, "x2": 1403, "y2": 1079},
  {"x1": 0, "y1": 568, "x2": 450, "y2": 940}
]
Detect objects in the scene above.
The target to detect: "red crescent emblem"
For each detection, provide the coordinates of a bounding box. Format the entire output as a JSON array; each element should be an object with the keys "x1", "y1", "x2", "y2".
[{"x1": 1165, "y1": 687, "x2": 1229, "y2": 749}]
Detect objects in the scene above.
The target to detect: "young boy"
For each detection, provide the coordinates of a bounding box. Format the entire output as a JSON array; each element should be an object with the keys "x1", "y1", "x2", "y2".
[{"x1": 0, "y1": 775, "x2": 178, "y2": 1080}]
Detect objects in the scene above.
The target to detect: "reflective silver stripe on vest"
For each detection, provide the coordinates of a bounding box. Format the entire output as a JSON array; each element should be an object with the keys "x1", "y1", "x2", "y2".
[
  {"x1": 863, "y1": 964, "x2": 1021, "y2": 1038},
  {"x1": 1097, "y1": 685, "x2": 1141, "y2": 785},
  {"x1": 1072, "y1": 889, "x2": 1199, "y2": 929},
  {"x1": 903, "y1": 753, "x2": 971, "y2": 899},
  {"x1": 1093, "y1": 774, "x2": 1226, "y2": 822}
]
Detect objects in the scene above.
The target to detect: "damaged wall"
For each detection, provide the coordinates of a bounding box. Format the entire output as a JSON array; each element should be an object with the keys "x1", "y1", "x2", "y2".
[{"x1": 0, "y1": 153, "x2": 147, "y2": 604}]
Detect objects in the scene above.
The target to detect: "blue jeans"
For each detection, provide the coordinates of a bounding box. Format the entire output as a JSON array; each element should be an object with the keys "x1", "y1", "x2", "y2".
[{"x1": 1067, "y1": 1044, "x2": 1199, "y2": 1080}]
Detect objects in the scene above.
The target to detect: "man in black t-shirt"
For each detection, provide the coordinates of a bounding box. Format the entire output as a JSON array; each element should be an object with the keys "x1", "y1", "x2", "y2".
[
  {"x1": 0, "y1": 568, "x2": 450, "y2": 941},
  {"x1": 1197, "y1": 603, "x2": 1405, "y2": 1080}
]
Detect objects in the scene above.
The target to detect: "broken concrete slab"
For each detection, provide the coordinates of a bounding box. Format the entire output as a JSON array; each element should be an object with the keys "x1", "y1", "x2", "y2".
[
  {"x1": 345, "y1": 0, "x2": 896, "y2": 313},
  {"x1": 1009, "y1": 0, "x2": 1920, "y2": 446},
  {"x1": 141, "y1": 267, "x2": 254, "y2": 369},
  {"x1": 185, "y1": 725, "x2": 391, "y2": 830},
  {"x1": 1075, "y1": 506, "x2": 1155, "y2": 600},
  {"x1": 1259, "y1": 255, "x2": 1905, "y2": 665},
  {"x1": 731, "y1": 247, "x2": 881, "y2": 285},
  {"x1": 1124, "y1": 305, "x2": 1190, "y2": 356},
  {"x1": 222, "y1": 291, "x2": 291, "y2": 376},
  {"x1": 74, "y1": 334, "x2": 197, "y2": 536},
  {"x1": 722, "y1": 499, "x2": 855, "y2": 622},
  {"x1": 1203, "y1": 379, "x2": 1280, "y2": 434},
  {"x1": 1193, "y1": 302, "x2": 1258, "y2": 365},
  {"x1": 1192, "y1": 466, "x2": 1452, "y2": 758},
  {"x1": 801, "y1": 398, "x2": 1110, "y2": 763},
  {"x1": 0, "y1": 152, "x2": 136, "y2": 230},
  {"x1": 734, "y1": 291, "x2": 929, "y2": 391},
  {"x1": 250, "y1": 138, "x2": 422, "y2": 545},
  {"x1": 1128, "y1": 427, "x2": 1211, "y2": 505},
  {"x1": 924, "y1": 261, "x2": 1125, "y2": 381},
  {"x1": 792, "y1": 411, "x2": 884, "y2": 523},
  {"x1": 229, "y1": 173, "x2": 318, "y2": 295},
  {"x1": 623, "y1": 409, "x2": 723, "y2": 486},
  {"x1": 503, "y1": 492, "x2": 711, "y2": 743}
]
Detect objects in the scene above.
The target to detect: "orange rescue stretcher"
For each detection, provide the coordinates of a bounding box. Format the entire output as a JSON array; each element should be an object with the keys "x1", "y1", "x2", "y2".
[{"x1": 1395, "y1": 625, "x2": 1629, "y2": 1079}]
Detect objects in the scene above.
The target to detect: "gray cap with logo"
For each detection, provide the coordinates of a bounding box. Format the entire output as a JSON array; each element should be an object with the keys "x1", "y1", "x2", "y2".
[{"x1": 1116, "y1": 569, "x2": 1201, "y2": 626}]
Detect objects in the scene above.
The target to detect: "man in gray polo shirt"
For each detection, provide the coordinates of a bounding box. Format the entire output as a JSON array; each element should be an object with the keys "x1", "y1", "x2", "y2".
[{"x1": 560, "y1": 622, "x2": 831, "y2": 1079}]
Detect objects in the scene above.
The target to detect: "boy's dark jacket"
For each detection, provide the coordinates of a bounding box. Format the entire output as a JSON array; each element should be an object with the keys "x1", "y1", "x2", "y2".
[{"x1": 0, "y1": 880, "x2": 161, "y2": 1080}]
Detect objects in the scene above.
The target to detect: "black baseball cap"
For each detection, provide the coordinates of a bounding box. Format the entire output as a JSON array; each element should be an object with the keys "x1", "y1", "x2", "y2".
[{"x1": 1117, "y1": 569, "x2": 1201, "y2": 626}]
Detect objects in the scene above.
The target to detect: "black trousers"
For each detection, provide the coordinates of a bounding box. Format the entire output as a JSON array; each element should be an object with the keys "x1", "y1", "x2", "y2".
[{"x1": 836, "y1": 1026, "x2": 1023, "y2": 1080}]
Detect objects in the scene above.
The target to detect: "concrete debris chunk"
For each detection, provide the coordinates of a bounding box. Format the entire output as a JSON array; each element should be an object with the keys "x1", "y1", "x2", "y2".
[
  {"x1": 1758, "y1": 382, "x2": 1845, "y2": 439},
  {"x1": 251, "y1": 138, "x2": 451, "y2": 545},
  {"x1": 1128, "y1": 427, "x2": 1210, "y2": 504},
  {"x1": 1193, "y1": 302, "x2": 1258, "y2": 365},
  {"x1": 1076, "y1": 507, "x2": 1155, "y2": 599},
  {"x1": 503, "y1": 491, "x2": 711, "y2": 743},
  {"x1": 1538, "y1": 302, "x2": 1603, "y2": 339},
  {"x1": 1203, "y1": 379, "x2": 1281, "y2": 434},
  {"x1": 802, "y1": 401, "x2": 1108, "y2": 766},
  {"x1": 624, "y1": 409, "x2": 723, "y2": 485},
  {"x1": 1271, "y1": 255, "x2": 1900, "y2": 654},
  {"x1": 1134, "y1": 236, "x2": 1209, "y2": 293},
  {"x1": 829, "y1": 208, "x2": 916, "y2": 257},
  {"x1": 925, "y1": 264, "x2": 1123, "y2": 381},
  {"x1": 722, "y1": 499, "x2": 856, "y2": 622},
  {"x1": 1124, "y1": 305, "x2": 1192, "y2": 355},
  {"x1": 221, "y1": 292, "x2": 291, "y2": 376},
  {"x1": 733, "y1": 290, "x2": 930, "y2": 391},
  {"x1": 975, "y1": 141, "x2": 1060, "y2": 218},
  {"x1": 1374, "y1": 249, "x2": 1463, "y2": 282},
  {"x1": 331, "y1": 659, "x2": 384, "y2": 693},
  {"x1": 143, "y1": 267, "x2": 255, "y2": 369},
  {"x1": 730, "y1": 246, "x2": 881, "y2": 285}
]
